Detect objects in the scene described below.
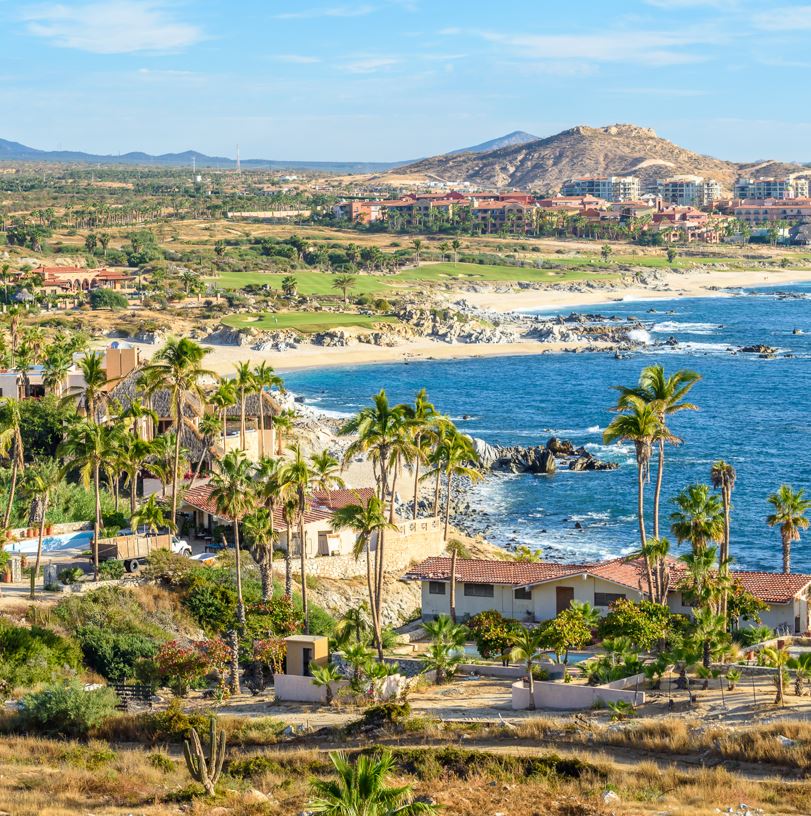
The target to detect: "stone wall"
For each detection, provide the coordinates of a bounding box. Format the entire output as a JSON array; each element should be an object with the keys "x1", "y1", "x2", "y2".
[{"x1": 306, "y1": 517, "x2": 445, "y2": 579}]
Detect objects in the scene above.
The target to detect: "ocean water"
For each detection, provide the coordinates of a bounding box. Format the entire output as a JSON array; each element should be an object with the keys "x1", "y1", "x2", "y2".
[{"x1": 283, "y1": 284, "x2": 811, "y2": 572}]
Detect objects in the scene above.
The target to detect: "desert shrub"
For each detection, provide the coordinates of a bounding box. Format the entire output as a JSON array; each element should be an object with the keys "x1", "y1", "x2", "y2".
[
  {"x1": 75, "y1": 625, "x2": 159, "y2": 682},
  {"x1": 358, "y1": 701, "x2": 411, "y2": 729},
  {"x1": 0, "y1": 620, "x2": 82, "y2": 691},
  {"x1": 59, "y1": 742, "x2": 117, "y2": 769},
  {"x1": 735, "y1": 625, "x2": 773, "y2": 646},
  {"x1": 59, "y1": 567, "x2": 84, "y2": 585},
  {"x1": 144, "y1": 549, "x2": 199, "y2": 585},
  {"x1": 19, "y1": 682, "x2": 118, "y2": 738},
  {"x1": 98, "y1": 559, "x2": 125, "y2": 580},
  {"x1": 148, "y1": 751, "x2": 178, "y2": 772},
  {"x1": 184, "y1": 579, "x2": 237, "y2": 632},
  {"x1": 597, "y1": 599, "x2": 674, "y2": 652},
  {"x1": 467, "y1": 610, "x2": 521, "y2": 663},
  {"x1": 89, "y1": 288, "x2": 128, "y2": 310},
  {"x1": 245, "y1": 597, "x2": 301, "y2": 640}
]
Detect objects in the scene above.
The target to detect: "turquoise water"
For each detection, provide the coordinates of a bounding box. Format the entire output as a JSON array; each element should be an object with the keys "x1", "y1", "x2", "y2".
[
  {"x1": 8, "y1": 530, "x2": 94, "y2": 555},
  {"x1": 284, "y1": 284, "x2": 811, "y2": 573}
]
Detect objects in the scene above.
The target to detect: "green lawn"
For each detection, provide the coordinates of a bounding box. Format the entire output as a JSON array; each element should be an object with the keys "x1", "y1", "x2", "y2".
[
  {"x1": 222, "y1": 311, "x2": 400, "y2": 334},
  {"x1": 206, "y1": 269, "x2": 390, "y2": 295},
  {"x1": 396, "y1": 262, "x2": 621, "y2": 283}
]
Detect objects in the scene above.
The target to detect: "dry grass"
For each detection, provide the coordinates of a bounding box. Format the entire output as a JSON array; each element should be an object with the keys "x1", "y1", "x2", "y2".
[{"x1": 0, "y1": 731, "x2": 809, "y2": 815}]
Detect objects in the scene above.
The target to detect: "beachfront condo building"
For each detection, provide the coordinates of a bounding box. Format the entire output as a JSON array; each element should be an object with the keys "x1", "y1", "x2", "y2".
[
  {"x1": 658, "y1": 176, "x2": 722, "y2": 207},
  {"x1": 734, "y1": 177, "x2": 810, "y2": 200},
  {"x1": 560, "y1": 176, "x2": 641, "y2": 203}
]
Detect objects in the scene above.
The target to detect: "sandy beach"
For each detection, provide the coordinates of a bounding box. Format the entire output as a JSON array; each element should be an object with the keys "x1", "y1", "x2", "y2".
[{"x1": 127, "y1": 266, "x2": 811, "y2": 376}]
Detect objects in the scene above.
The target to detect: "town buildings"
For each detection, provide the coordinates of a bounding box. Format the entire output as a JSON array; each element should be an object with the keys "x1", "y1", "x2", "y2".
[
  {"x1": 658, "y1": 176, "x2": 722, "y2": 207},
  {"x1": 560, "y1": 176, "x2": 641, "y2": 202},
  {"x1": 734, "y1": 198, "x2": 811, "y2": 226},
  {"x1": 734, "y1": 177, "x2": 810, "y2": 201}
]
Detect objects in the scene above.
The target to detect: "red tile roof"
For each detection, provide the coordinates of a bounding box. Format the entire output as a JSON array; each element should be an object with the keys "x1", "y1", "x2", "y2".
[
  {"x1": 183, "y1": 484, "x2": 375, "y2": 528},
  {"x1": 404, "y1": 557, "x2": 811, "y2": 604}
]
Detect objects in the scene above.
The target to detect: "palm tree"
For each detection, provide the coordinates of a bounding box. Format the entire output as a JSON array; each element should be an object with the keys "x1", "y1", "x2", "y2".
[
  {"x1": 189, "y1": 413, "x2": 222, "y2": 490},
  {"x1": 341, "y1": 391, "x2": 410, "y2": 636},
  {"x1": 679, "y1": 545, "x2": 721, "y2": 613},
  {"x1": 120, "y1": 398, "x2": 158, "y2": 440},
  {"x1": 143, "y1": 338, "x2": 213, "y2": 526},
  {"x1": 21, "y1": 459, "x2": 61, "y2": 599},
  {"x1": 119, "y1": 435, "x2": 153, "y2": 515},
  {"x1": 331, "y1": 494, "x2": 397, "y2": 660},
  {"x1": 233, "y1": 361, "x2": 255, "y2": 452},
  {"x1": 403, "y1": 389, "x2": 436, "y2": 520},
  {"x1": 280, "y1": 444, "x2": 316, "y2": 633},
  {"x1": 209, "y1": 450, "x2": 255, "y2": 629},
  {"x1": 60, "y1": 420, "x2": 117, "y2": 580},
  {"x1": 691, "y1": 606, "x2": 728, "y2": 670},
  {"x1": 0, "y1": 398, "x2": 25, "y2": 530},
  {"x1": 767, "y1": 485, "x2": 811, "y2": 574},
  {"x1": 710, "y1": 460, "x2": 736, "y2": 619},
  {"x1": 280, "y1": 495, "x2": 298, "y2": 599},
  {"x1": 272, "y1": 409, "x2": 296, "y2": 455},
  {"x1": 252, "y1": 362, "x2": 284, "y2": 459},
  {"x1": 78, "y1": 351, "x2": 108, "y2": 421},
  {"x1": 670, "y1": 483, "x2": 725, "y2": 554},
  {"x1": 331, "y1": 274, "x2": 357, "y2": 305},
  {"x1": 42, "y1": 348, "x2": 72, "y2": 398},
  {"x1": 603, "y1": 396, "x2": 660, "y2": 598},
  {"x1": 510, "y1": 626, "x2": 543, "y2": 710},
  {"x1": 435, "y1": 430, "x2": 481, "y2": 543},
  {"x1": 308, "y1": 750, "x2": 437, "y2": 815},
  {"x1": 310, "y1": 662, "x2": 342, "y2": 705},
  {"x1": 208, "y1": 379, "x2": 236, "y2": 456},
  {"x1": 762, "y1": 646, "x2": 790, "y2": 705},
  {"x1": 422, "y1": 615, "x2": 466, "y2": 684},
  {"x1": 242, "y1": 507, "x2": 277, "y2": 601},
  {"x1": 615, "y1": 365, "x2": 700, "y2": 538},
  {"x1": 130, "y1": 494, "x2": 175, "y2": 538},
  {"x1": 310, "y1": 450, "x2": 346, "y2": 505}
]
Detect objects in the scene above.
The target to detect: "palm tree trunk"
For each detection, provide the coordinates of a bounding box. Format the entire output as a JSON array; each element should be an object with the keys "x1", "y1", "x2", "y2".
[
  {"x1": 449, "y1": 545, "x2": 457, "y2": 624},
  {"x1": 433, "y1": 469, "x2": 441, "y2": 517},
  {"x1": 129, "y1": 471, "x2": 137, "y2": 516},
  {"x1": 171, "y1": 392, "x2": 182, "y2": 527},
  {"x1": 232, "y1": 523, "x2": 246, "y2": 627},
  {"x1": 653, "y1": 439, "x2": 664, "y2": 540},
  {"x1": 93, "y1": 463, "x2": 101, "y2": 581},
  {"x1": 527, "y1": 659, "x2": 536, "y2": 710},
  {"x1": 412, "y1": 449, "x2": 421, "y2": 520},
  {"x1": 240, "y1": 393, "x2": 246, "y2": 451},
  {"x1": 299, "y1": 512, "x2": 309, "y2": 634},
  {"x1": 783, "y1": 530, "x2": 791, "y2": 574},
  {"x1": 258, "y1": 393, "x2": 265, "y2": 458},
  {"x1": 3, "y1": 455, "x2": 18, "y2": 530},
  {"x1": 31, "y1": 496, "x2": 48, "y2": 600},
  {"x1": 366, "y1": 536, "x2": 383, "y2": 660},
  {"x1": 636, "y1": 463, "x2": 654, "y2": 601},
  {"x1": 189, "y1": 442, "x2": 207, "y2": 490},
  {"x1": 721, "y1": 487, "x2": 731, "y2": 620},
  {"x1": 259, "y1": 556, "x2": 272, "y2": 602},
  {"x1": 388, "y1": 459, "x2": 399, "y2": 523},
  {"x1": 221, "y1": 408, "x2": 227, "y2": 455},
  {"x1": 284, "y1": 550, "x2": 292, "y2": 599},
  {"x1": 444, "y1": 471, "x2": 452, "y2": 541}
]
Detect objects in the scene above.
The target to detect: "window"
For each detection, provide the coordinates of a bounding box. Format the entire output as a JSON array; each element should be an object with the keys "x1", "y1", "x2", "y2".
[
  {"x1": 428, "y1": 581, "x2": 446, "y2": 596},
  {"x1": 463, "y1": 583, "x2": 494, "y2": 598},
  {"x1": 514, "y1": 587, "x2": 532, "y2": 601},
  {"x1": 594, "y1": 592, "x2": 625, "y2": 607}
]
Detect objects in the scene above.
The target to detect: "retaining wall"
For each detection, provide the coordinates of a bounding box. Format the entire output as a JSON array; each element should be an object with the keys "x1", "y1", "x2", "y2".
[
  {"x1": 512, "y1": 674, "x2": 646, "y2": 711},
  {"x1": 306, "y1": 518, "x2": 445, "y2": 579}
]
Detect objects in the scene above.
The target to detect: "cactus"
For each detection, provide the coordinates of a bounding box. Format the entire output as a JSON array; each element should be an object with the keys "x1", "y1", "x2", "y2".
[{"x1": 183, "y1": 717, "x2": 226, "y2": 797}]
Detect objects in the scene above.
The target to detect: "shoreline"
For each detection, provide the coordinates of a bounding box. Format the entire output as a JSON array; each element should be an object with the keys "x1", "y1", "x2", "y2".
[{"x1": 130, "y1": 266, "x2": 811, "y2": 375}]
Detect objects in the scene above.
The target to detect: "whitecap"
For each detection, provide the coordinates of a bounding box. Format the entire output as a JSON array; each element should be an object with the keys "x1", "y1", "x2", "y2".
[
  {"x1": 628, "y1": 328, "x2": 651, "y2": 344},
  {"x1": 651, "y1": 321, "x2": 721, "y2": 335}
]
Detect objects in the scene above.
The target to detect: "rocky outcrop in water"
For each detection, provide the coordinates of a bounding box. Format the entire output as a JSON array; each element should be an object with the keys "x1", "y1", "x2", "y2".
[{"x1": 472, "y1": 436, "x2": 617, "y2": 474}]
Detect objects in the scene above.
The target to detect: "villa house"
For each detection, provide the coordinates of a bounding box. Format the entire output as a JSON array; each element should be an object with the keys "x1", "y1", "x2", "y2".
[
  {"x1": 405, "y1": 556, "x2": 811, "y2": 634},
  {"x1": 33, "y1": 265, "x2": 135, "y2": 292},
  {"x1": 182, "y1": 484, "x2": 377, "y2": 558}
]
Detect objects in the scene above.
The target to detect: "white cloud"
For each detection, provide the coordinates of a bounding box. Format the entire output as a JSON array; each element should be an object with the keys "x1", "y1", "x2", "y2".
[
  {"x1": 753, "y1": 6, "x2": 811, "y2": 30},
  {"x1": 275, "y1": 5, "x2": 377, "y2": 20},
  {"x1": 342, "y1": 56, "x2": 400, "y2": 73},
  {"x1": 273, "y1": 54, "x2": 321, "y2": 64},
  {"x1": 23, "y1": 1, "x2": 203, "y2": 54},
  {"x1": 469, "y1": 29, "x2": 720, "y2": 67}
]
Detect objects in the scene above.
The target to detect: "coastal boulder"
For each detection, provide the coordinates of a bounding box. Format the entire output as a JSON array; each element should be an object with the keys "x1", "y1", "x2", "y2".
[{"x1": 546, "y1": 437, "x2": 575, "y2": 456}]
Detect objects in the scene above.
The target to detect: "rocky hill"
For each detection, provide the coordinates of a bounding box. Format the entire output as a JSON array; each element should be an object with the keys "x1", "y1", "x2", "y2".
[{"x1": 383, "y1": 123, "x2": 809, "y2": 192}]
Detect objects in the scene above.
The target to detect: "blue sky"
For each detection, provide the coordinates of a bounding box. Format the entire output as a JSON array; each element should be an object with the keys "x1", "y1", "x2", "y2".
[{"x1": 2, "y1": 0, "x2": 811, "y2": 162}]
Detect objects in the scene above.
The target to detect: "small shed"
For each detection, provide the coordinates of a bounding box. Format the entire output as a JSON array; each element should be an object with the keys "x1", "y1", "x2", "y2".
[{"x1": 284, "y1": 635, "x2": 328, "y2": 676}]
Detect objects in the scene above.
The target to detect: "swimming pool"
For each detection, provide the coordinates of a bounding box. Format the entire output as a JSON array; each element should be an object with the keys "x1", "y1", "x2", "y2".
[{"x1": 7, "y1": 529, "x2": 94, "y2": 555}]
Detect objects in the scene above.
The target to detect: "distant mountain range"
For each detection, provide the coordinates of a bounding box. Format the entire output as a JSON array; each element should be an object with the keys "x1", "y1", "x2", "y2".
[
  {"x1": 0, "y1": 132, "x2": 538, "y2": 172},
  {"x1": 382, "y1": 124, "x2": 811, "y2": 191}
]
